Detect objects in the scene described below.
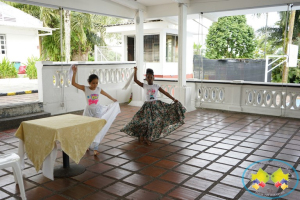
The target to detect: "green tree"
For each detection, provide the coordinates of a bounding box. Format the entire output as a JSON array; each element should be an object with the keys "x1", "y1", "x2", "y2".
[
  {"x1": 2, "y1": 1, "x2": 124, "y2": 61},
  {"x1": 205, "y1": 15, "x2": 256, "y2": 59}
]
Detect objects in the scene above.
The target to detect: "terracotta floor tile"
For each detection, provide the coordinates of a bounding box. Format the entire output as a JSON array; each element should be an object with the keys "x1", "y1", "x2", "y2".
[
  {"x1": 87, "y1": 163, "x2": 113, "y2": 173},
  {"x1": 136, "y1": 156, "x2": 159, "y2": 164},
  {"x1": 104, "y1": 148, "x2": 127, "y2": 156},
  {"x1": 196, "y1": 169, "x2": 223, "y2": 181},
  {"x1": 44, "y1": 178, "x2": 77, "y2": 191},
  {"x1": 123, "y1": 174, "x2": 153, "y2": 186},
  {"x1": 126, "y1": 189, "x2": 161, "y2": 200},
  {"x1": 187, "y1": 144, "x2": 208, "y2": 151},
  {"x1": 160, "y1": 171, "x2": 189, "y2": 184},
  {"x1": 209, "y1": 183, "x2": 241, "y2": 199},
  {"x1": 25, "y1": 187, "x2": 53, "y2": 200},
  {"x1": 134, "y1": 147, "x2": 153, "y2": 154},
  {"x1": 148, "y1": 150, "x2": 171, "y2": 158},
  {"x1": 186, "y1": 158, "x2": 210, "y2": 168},
  {"x1": 104, "y1": 168, "x2": 132, "y2": 179},
  {"x1": 62, "y1": 184, "x2": 96, "y2": 199},
  {"x1": 144, "y1": 180, "x2": 175, "y2": 194},
  {"x1": 183, "y1": 177, "x2": 213, "y2": 191},
  {"x1": 71, "y1": 171, "x2": 98, "y2": 182},
  {"x1": 84, "y1": 175, "x2": 115, "y2": 189},
  {"x1": 0, "y1": 175, "x2": 15, "y2": 187},
  {"x1": 3, "y1": 180, "x2": 36, "y2": 194},
  {"x1": 118, "y1": 144, "x2": 138, "y2": 151},
  {"x1": 174, "y1": 164, "x2": 200, "y2": 175},
  {"x1": 104, "y1": 182, "x2": 136, "y2": 196},
  {"x1": 119, "y1": 151, "x2": 141, "y2": 160},
  {"x1": 160, "y1": 145, "x2": 182, "y2": 152},
  {"x1": 140, "y1": 166, "x2": 167, "y2": 177},
  {"x1": 0, "y1": 190, "x2": 9, "y2": 200},
  {"x1": 154, "y1": 159, "x2": 179, "y2": 169},
  {"x1": 168, "y1": 186, "x2": 201, "y2": 199},
  {"x1": 84, "y1": 191, "x2": 118, "y2": 200},
  {"x1": 45, "y1": 195, "x2": 68, "y2": 200},
  {"x1": 167, "y1": 153, "x2": 190, "y2": 162},
  {"x1": 104, "y1": 157, "x2": 129, "y2": 166},
  {"x1": 120, "y1": 161, "x2": 147, "y2": 172},
  {"x1": 177, "y1": 149, "x2": 199, "y2": 156},
  {"x1": 171, "y1": 141, "x2": 191, "y2": 147}
]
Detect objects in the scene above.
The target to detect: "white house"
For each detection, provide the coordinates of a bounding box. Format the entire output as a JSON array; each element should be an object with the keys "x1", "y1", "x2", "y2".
[
  {"x1": 0, "y1": 2, "x2": 53, "y2": 65},
  {"x1": 105, "y1": 19, "x2": 197, "y2": 79}
]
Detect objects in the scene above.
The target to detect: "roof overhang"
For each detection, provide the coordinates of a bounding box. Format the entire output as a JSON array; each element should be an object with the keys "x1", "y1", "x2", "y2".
[{"x1": 4, "y1": 0, "x2": 300, "y2": 20}]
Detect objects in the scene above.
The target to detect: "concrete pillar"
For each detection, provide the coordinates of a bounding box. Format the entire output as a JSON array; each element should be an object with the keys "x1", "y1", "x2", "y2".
[
  {"x1": 129, "y1": 10, "x2": 145, "y2": 107},
  {"x1": 175, "y1": 3, "x2": 195, "y2": 112},
  {"x1": 178, "y1": 3, "x2": 187, "y2": 87}
]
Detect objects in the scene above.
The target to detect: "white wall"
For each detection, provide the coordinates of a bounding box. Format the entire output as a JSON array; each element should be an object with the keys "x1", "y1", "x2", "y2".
[{"x1": 0, "y1": 26, "x2": 39, "y2": 64}]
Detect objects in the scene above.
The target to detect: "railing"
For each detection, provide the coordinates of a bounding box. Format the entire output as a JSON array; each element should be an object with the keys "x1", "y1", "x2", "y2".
[
  {"x1": 154, "y1": 79, "x2": 300, "y2": 118},
  {"x1": 36, "y1": 61, "x2": 135, "y2": 115}
]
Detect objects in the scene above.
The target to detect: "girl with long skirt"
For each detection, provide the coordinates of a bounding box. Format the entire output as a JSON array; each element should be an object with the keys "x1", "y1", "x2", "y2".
[{"x1": 120, "y1": 67, "x2": 186, "y2": 145}]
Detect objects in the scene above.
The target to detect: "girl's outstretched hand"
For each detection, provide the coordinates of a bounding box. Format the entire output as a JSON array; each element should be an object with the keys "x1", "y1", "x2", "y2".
[
  {"x1": 112, "y1": 98, "x2": 117, "y2": 102},
  {"x1": 174, "y1": 99, "x2": 179, "y2": 103},
  {"x1": 134, "y1": 66, "x2": 137, "y2": 71},
  {"x1": 72, "y1": 65, "x2": 77, "y2": 73}
]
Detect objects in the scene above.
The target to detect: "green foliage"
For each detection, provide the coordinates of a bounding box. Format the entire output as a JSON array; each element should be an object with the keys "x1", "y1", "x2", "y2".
[
  {"x1": 24, "y1": 56, "x2": 39, "y2": 79},
  {"x1": 205, "y1": 16, "x2": 256, "y2": 59},
  {"x1": 193, "y1": 43, "x2": 202, "y2": 55},
  {"x1": 88, "y1": 54, "x2": 95, "y2": 61},
  {"x1": 0, "y1": 57, "x2": 18, "y2": 78},
  {"x1": 271, "y1": 65, "x2": 300, "y2": 83},
  {"x1": 2, "y1": 1, "x2": 124, "y2": 61}
]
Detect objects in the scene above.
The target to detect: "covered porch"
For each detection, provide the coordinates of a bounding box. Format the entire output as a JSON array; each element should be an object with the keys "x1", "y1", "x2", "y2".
[{"x1": 0, "y1": 104, "x2": 300, "y2": 199}]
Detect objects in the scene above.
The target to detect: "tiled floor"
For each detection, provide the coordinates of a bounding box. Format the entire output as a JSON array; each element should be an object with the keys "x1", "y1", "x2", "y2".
[
  {"x1": 0, "y1": 105, "x2": 300, "y2": 200},
  {"x1": 0, "y1": 93, "x2": 39, "y2": 107}
]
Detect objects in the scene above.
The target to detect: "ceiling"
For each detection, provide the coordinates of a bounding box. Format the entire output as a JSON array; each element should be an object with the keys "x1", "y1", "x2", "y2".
[{"x1": 5, "y1": 0, "x2": 300, "y2": 20}]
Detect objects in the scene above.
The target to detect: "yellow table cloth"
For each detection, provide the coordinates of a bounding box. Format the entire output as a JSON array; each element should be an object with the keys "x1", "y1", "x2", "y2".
[{"x1": 15, "y1": 114, "x2": 106, "y2": 172}]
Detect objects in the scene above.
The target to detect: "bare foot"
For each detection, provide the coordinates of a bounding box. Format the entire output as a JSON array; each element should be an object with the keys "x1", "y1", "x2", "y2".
[
  {"x1": 93, "y1": 150, "x2": 99, "y2": 156},
  {"x1": 144, "y1": 138, "x2": 151, "y2": 146},
  {"x1": 139, "y1": 135, "x2": 144, "y2": 144}
]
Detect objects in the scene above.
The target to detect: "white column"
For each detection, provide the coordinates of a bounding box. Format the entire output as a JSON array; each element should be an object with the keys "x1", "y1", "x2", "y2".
[
  {"x1": 129, "y1": 10, "x2": 144, "y2": 107},
  {"x1": 175, "y1": 3, "x2": 195, "y2": 112},
  {"x1": 178, "y1": 3, "x2": 187, "y2": 87}
]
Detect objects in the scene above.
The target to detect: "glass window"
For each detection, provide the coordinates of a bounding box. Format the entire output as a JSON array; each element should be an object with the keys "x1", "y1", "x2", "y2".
[
  {"x1": 144, "y1": 35, "x2": 159, "y2": 62},
  {"x1": 166, "y1": 34, "x2": 178, "y2": 62},
  {"x1": 0, "y1": 35, "x2": 6, "y2": 55}
]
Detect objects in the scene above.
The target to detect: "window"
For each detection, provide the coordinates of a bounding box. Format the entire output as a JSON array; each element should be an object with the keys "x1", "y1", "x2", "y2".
[
  {"x1": 166, "y1": 34, "x2": 178, "y2": 62},
  {"x1": 0, "y1": 35, "x2": 6, "y2": 55},
  {"x1": 144, "y1": 35, "x2": 159, "y2": 62}
]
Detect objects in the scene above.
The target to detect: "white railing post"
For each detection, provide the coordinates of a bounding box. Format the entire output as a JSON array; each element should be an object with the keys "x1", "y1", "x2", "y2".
[
  {"x1": 94, "y1": 45, "x2": 98, "y2": 62},
  {"x1": 265, "y1": 55, "x2": 269, "y2": 82}
]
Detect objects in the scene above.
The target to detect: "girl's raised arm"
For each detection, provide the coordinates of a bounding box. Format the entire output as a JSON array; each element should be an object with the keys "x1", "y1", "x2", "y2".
[
  {"x1": 158, "y1": 87, "x2": 178, "y2": 103},
  {"x1": 100, "y1": 90, "x2": 117, "y2": 102},
  {"x1": 71, "y1": 65, "x2": 85, "y2": 91},
  {"x1": 134, "y1": 67, "x2": 143, "y2": 88}
]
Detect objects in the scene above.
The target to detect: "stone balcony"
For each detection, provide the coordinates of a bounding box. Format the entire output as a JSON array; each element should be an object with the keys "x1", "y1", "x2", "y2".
[{"x1": 0, "y1": 104, "x2": 300, "y2": 200}]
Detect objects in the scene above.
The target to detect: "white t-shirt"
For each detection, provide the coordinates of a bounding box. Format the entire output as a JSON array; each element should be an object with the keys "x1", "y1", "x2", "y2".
[
  {"x1": 84, "y1": 86, "x2": 102, "y2": 106},
  {"x1": 143, "y1": 83, "x2": 160, "y2": 101}
]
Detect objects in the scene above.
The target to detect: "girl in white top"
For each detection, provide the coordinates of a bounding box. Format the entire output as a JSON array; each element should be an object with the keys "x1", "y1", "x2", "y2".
[
  {"x1": 120, "y1": 67, "x2": 186, "y2": 145},
  {"x1": 72, "y1": 65, "x2": 120, "y2": 155}
]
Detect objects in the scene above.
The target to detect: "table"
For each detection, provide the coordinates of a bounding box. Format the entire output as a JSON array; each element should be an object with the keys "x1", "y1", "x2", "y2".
[{"x1": 15, "y1": 114, "x2": 106, "y2": 179}]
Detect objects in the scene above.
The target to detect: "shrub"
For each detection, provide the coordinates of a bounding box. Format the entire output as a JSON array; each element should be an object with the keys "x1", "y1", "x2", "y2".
[
  {"x1": 25, "y1": 56, "x2": 39, "y2": 79},
  {"x1": 0, "y1": 57, "x2": 18, "y2": 78}
]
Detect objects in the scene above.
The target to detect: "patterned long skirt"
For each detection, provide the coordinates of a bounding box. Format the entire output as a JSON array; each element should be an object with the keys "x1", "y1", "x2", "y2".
[{"x1": 120, "y1": 100, "x2": 186, "y2": 141}]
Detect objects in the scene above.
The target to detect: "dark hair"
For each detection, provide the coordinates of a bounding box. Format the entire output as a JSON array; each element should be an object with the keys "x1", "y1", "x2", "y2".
[
  {"x1": 146, "y1": 68, "x2": 154, "y2": 75},
  {"x1": 88, "y1": 74, "x2": 99, "y2": 83}
]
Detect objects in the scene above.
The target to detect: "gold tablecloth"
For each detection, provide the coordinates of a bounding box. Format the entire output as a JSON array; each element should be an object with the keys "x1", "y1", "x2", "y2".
[{"x1": 15, "y1": 114, "x2": 106, "y2": 171}]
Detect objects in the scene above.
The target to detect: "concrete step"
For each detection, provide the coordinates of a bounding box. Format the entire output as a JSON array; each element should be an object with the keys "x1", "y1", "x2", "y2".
[
  {"x1": 0, "y1": 102, "x2": 44, "y2": 118},
  {"x1": 0, "y1": 112, "x2": 51, "y2": 131}
]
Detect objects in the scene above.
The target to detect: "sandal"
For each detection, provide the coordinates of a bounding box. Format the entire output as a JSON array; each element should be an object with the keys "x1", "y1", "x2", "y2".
[
  {"x1": 139, "y1": 135, "x2": 144, "y2": 144},
  {"x1": 144, "y1": 138, "x2": 152, "y2": 146}
]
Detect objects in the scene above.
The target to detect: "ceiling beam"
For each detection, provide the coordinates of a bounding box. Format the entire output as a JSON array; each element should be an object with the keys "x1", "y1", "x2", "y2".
[
  {"x1": 110, "y1": 0, "x2": 147, "y2": 11},
  {"x1": 146, "y1": 0, "x2": 300, "y2": 19},
  {"x1": 5, "y1": 0, "x2": 136, "y2": 19}
]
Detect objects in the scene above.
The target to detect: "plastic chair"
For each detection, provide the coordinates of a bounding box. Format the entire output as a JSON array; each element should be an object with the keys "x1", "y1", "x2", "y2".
[{"x1": 0, "y1": 153, "x2": 26, "y2": 200}]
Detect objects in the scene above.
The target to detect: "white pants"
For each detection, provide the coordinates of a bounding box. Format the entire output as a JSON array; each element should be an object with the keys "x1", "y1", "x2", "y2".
[{"x1": 83, "y1": 102, "x2": 121, "y2": 150}]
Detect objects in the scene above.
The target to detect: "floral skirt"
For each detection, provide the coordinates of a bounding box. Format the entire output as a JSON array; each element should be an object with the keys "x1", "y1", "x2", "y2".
[{"x1": 120, "y1": 100, "x2": 186, "y2": 141}]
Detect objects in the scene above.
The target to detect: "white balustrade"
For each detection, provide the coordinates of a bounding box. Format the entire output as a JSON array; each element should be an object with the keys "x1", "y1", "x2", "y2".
[{"x1": 36, "y1": 61, "x2": 135, "y2": 115}]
